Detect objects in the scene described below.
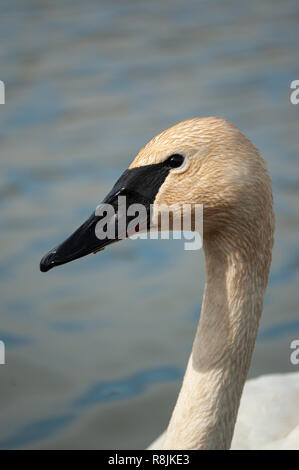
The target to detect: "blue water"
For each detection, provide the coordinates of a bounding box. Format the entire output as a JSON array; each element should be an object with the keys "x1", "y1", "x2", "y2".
[{"x1": 0, "y1": 366, "x2": 181, "y2": 449}]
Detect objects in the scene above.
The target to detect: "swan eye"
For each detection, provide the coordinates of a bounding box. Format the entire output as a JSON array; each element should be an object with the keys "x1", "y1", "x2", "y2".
[{"x1": 165, "y1": 154, "x2": 185, "y2": 169}]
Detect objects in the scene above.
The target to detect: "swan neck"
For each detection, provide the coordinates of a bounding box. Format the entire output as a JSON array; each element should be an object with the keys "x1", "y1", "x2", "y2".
[{"x1": 163, "y1": 239, "x2": 269, "y2": 450}]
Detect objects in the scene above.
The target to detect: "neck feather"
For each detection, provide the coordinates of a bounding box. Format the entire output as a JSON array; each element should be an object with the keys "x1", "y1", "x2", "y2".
[{"x1": 162, "y1": 234, "x2": 272, "y2": 450}]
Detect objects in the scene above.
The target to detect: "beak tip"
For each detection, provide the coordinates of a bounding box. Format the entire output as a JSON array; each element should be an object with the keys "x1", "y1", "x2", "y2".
[{"x1": 40, "y1": 250, "x2": 58, "y2": 273}]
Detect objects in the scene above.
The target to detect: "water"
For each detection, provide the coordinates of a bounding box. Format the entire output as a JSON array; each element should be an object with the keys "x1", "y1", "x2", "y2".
[{"x1": 0, "y1": 0, "x2": 299, "y2": 449}]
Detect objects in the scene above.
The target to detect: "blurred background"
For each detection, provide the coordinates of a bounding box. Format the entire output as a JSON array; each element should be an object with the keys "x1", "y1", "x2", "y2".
[{"x1": 0, "y1": 0, "x2": 299, "y2": 449}]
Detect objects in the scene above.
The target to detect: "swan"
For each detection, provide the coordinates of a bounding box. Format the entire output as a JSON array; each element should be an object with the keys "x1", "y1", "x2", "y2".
[{"x1": 40, "y1": 117, "x2": 299, "y2": 450}]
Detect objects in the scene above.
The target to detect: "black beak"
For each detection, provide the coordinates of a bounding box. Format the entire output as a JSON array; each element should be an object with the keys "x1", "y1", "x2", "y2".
[{"x1": 40, "y1": 163, "x2": 170, "y2": 272}]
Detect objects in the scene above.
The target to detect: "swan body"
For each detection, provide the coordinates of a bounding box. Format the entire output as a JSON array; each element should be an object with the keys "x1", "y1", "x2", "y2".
[
  {"x1": 40, "y1": 117, "x2": 299, "y2": 450},
  {"x1": 149, "y1": 372, "x2": 299, "y2": 450}
]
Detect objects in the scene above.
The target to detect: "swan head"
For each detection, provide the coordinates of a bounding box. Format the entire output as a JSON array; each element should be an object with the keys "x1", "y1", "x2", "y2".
[{"x1": 40, "y1": 117, "x2": 273, "y2": 272}]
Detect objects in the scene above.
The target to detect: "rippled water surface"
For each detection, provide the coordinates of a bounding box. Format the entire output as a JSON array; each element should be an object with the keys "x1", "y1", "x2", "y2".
[{"x1": 0, "y1": 0, "x2": 299, "y2": 449}]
